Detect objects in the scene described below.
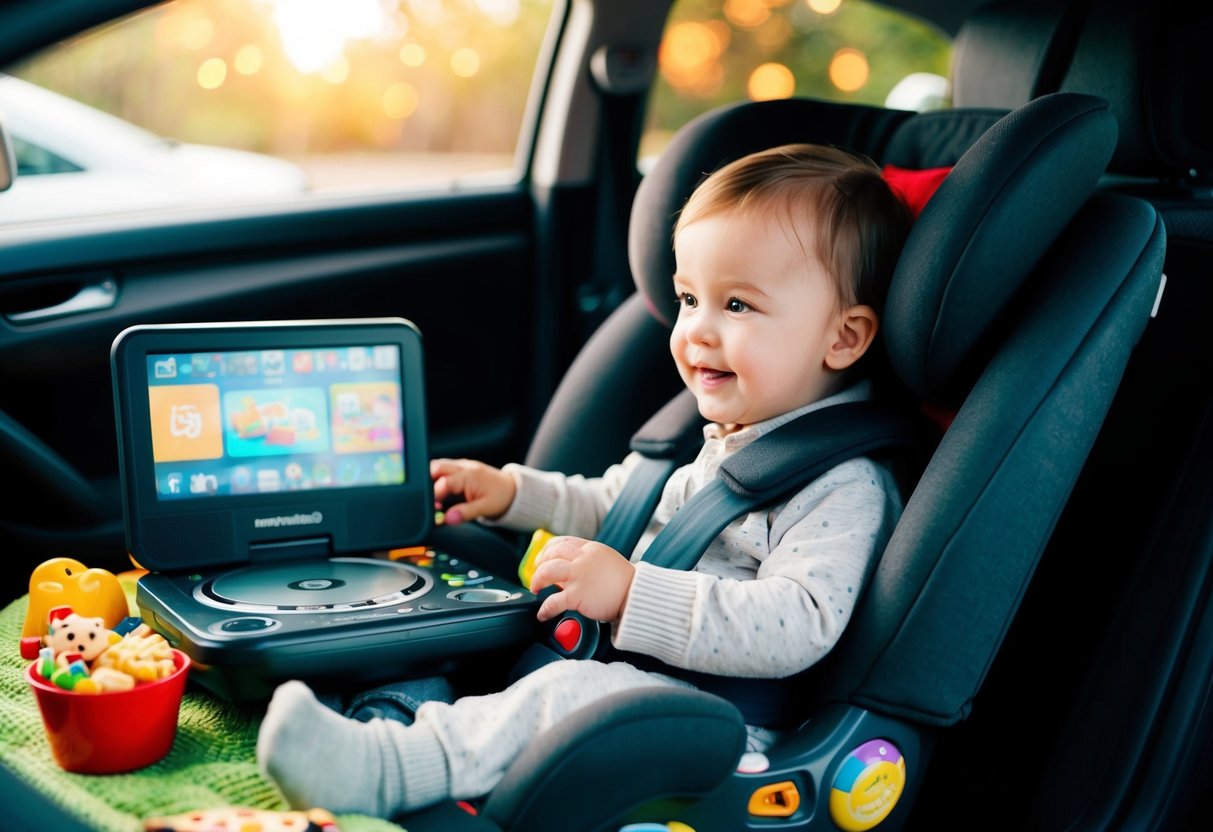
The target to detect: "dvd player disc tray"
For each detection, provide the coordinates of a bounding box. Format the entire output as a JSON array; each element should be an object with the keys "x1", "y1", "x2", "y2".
[{"x1": 137, "y1": 549, "x2": 539, "y2": 701}]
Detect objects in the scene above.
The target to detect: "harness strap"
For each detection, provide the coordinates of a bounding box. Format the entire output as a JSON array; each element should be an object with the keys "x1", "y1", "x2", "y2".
[
  {"x1": 588, "y1": 396, "x2": 925, "y2": 726},
  {"x1": 595, "y1": 399, "x2": 922, "y2": 567},
  {"x1": 595, "y1": 389, "x2": 704, "y2": 556}
]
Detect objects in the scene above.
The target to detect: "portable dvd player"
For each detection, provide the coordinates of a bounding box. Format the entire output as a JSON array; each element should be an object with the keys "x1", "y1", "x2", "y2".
[{"x1": 111, "y1": 318, "x2": 539, "y2": 701}]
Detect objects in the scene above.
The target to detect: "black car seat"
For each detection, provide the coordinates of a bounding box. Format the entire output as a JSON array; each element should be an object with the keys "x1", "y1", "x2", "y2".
[
  {"x1": 403, "y1": 89, "x2": 1164, "y2": 832},
  {"x1": 910, "y1": 2, "x2": 1213, "y2": 828}
]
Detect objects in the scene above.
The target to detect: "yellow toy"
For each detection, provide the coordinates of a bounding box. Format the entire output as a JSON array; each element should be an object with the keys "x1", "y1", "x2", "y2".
[
  {"x1": 518, "y1": 528, "x2": 554, "y2": 586},
  {"x1": 22, "y1": 557, "x2": 130, "y2": 640}
]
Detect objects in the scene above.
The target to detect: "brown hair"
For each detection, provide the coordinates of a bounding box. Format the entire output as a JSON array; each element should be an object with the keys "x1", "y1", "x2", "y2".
[{"x1": 674, "y1": 143, "x2": 912, "y2": 314}]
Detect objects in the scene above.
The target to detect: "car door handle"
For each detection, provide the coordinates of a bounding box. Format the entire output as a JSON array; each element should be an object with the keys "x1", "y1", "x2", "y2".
[{"x1": 6, "y1": 278, "x2": 118, "y2": 323}]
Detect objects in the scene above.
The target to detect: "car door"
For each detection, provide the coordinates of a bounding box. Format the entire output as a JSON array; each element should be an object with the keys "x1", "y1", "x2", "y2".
[{"x1": 0, "y1": 0, "x2": 615, "y2": 595}]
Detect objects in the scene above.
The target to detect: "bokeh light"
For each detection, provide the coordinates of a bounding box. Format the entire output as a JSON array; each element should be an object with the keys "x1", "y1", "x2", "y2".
[
  {"x1": 197, "y1": 57, "x2": 227, "y2": 89},
  {"x1": 747, "y1": 62, "x2": 795, "y2": 100},
  {"x1": 399, "y1": 43, "x2": 426, "y2": 67},
  {"x1": 234, "y1": 44, "x2": 264, "y2": 75},
  {"x1": 659, "y1": 20, "x2": 729, "y2": 95},
  {"x1": 828, "y1": 48, "x2": 869, "y2": 91},
  {"x1": 451, "y1": 47, "x2": 482, "y2": 78},
  {"x1": 383, "y1": 81, "x2": 420, "y2": 119},
  {"x1": 724, "y1": 0, "x2": 770, "y2": 28},
  {"x1": 182, "y1": 17, "x2": 215, "y2": 49},
  {"x1": 807, "y1": 0, "x2": 843, "y2": 13},
  {"x1": 753, "y1": 14, "x2": 792, "y2": 50}
]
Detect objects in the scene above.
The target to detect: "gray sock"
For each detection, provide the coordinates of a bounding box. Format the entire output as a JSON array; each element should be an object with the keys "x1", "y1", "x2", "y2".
[{"x1": 256, "y1": 680, "x2": 450, "y2": 816}]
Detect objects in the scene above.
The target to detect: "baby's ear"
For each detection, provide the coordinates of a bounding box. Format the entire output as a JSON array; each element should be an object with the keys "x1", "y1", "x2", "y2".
[{"x1": 824, "y1": 305, "x2": 879, "y2": 371}]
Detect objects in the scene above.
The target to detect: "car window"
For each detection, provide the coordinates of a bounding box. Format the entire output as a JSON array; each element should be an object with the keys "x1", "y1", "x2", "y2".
[
  {"x1": 641, "y1": 0, "x2": 952, "y2": 162},
  {"x1": 0, "y1": 0, "x2": 559, "y2": 225},
  {"x1": 11, "y1": 136, "x2": 82, "y2": 176}
]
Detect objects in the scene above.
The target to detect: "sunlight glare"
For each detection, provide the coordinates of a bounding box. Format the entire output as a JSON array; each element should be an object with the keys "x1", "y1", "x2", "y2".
[
  {"x1": 475, "y1": 0, "x2": 521, "y2": 26},
  {"x1": 273, "y1": 0, "x2": 389, "y2": 74}
]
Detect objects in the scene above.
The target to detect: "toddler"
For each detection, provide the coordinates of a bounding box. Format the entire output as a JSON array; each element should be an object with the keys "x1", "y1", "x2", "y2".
[{"x1": 257, "y1": 142, "x2": 913, "y2": 818}]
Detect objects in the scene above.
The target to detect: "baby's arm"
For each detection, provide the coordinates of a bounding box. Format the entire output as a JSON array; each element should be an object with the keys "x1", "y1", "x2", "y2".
[
  {"x1": 611, "y1": 459, "x2": 898, "y2": 678},
  {"x1": 430, "y1": 458, "x2": 517, "y2": 525},
  {"x1": 436, "y1": 453, "x2": 645, "y2": 539}
]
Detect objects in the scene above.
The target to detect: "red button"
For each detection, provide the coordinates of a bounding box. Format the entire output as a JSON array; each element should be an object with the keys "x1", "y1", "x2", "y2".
[{"x1": 553, "y1": 617, "x2": 581, "y2": 652}]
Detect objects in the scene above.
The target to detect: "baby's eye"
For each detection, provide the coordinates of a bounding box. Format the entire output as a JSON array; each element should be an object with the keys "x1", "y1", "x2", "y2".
[
  {"x1": 676, "y1": 292, "x2": 698, "y2": 309},
  {"x1": 726, "y1": 297, "x2": 751, "y2": 313}
]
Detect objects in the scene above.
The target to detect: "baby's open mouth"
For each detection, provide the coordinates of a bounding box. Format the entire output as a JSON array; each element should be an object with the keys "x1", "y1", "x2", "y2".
[{"x1": 697, "y1": 368, "x2": 735, "y2": 385}]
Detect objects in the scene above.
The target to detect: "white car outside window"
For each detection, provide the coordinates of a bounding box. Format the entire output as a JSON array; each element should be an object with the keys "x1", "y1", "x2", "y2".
[{"x1": 0, "y1": 74, "x2": 309, "y2": 225}]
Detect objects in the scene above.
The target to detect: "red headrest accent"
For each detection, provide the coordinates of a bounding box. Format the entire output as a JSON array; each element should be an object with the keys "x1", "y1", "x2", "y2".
[{"x1": 882, "y1": 164, "x2": 952, "y2": 218}]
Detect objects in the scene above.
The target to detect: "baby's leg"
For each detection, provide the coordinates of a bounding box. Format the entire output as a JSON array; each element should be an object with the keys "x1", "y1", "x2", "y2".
[
  {"x1": 257, "y1": 680, "x2": 446, "y2": 817},
  {"x1": 257, "y1": 660, "x2": 691, "y2": 817},
  {"x1": 417, "y1": 659, "x2": 694, "y2": 801}
]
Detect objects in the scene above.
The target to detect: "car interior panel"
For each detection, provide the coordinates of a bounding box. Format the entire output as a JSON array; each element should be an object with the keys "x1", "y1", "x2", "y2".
[{"x1": 0, "y1": 0, "x2": 1207, "y2": 830}]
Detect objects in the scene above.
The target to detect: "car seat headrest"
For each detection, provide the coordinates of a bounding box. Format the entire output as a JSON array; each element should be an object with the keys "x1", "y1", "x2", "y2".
[
  {"x1": 629, "y1": 92, "x2": 1116, "y2": 403},
  {"x1": 628, "y1": 97, "x2": 915, "y2": 329},
  {"x1": 884, "y1": 92, "x2": 1116, "y2": 400}
]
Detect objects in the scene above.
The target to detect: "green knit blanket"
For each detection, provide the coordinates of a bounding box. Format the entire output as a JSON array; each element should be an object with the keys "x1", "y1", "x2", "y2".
[{"x1": 0, "y1": 590, "x2": 405, "y2": 832}]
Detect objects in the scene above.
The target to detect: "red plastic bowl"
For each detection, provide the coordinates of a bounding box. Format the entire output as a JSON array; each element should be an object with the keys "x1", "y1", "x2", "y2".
[{"x1": 25, "y1": 649, "x2": 190, "y2": 773}]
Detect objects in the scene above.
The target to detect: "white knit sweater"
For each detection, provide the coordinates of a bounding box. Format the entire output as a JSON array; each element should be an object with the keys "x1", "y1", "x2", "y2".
[{"x1": 493, "y1": 382, "x2": 902, "y2": 679}]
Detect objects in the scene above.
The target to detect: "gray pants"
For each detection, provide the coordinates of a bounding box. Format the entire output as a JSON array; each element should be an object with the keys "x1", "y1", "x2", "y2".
[{"x1": 358, "y1": 659, "x2": 776, "y2": 802}]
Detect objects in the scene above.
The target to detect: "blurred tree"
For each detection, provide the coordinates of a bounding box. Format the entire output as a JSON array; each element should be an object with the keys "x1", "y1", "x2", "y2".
[{"x1": 642, "y1": 0, "x2": 952, "y2": 159}]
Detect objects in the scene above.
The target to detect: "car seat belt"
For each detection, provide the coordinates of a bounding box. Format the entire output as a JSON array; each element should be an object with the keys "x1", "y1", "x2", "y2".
[
  {"x1": 519, "y1": 394, "x2": 927, "y2": 719},
  {"x1": 565, "y1": 395, "x2": 924, "y2": 726},
  {"x1": 596, "y1": 395, "x2": 923, "y2": 570},
  {"x1": 594, "y1": 388, "x2": 705, "y2": 558}
]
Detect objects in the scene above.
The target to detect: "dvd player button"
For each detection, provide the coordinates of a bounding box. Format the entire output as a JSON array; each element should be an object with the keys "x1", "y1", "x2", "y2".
[
  {"x1": 554, "y1": 618, "x2": 581, "y2": 653},
  {"x1": 419, "y1": 602, "x2": 442, "y2": 611},
  {"x1": 212, "y1": 616, "x2": 280, "y2": 635},
  {"x1": 451, "y1": 588, "x2": 512, "y2": 603}
]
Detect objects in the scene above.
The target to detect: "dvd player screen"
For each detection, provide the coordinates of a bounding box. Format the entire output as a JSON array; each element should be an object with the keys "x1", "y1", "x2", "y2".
[{"x1": 144, "y1": 344, "x2": 405, "y2": 500}]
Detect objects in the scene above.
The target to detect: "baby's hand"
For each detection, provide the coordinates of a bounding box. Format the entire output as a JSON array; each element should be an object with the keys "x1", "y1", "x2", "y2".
[
  {"x1": 529, "y1": 536, "x2": 635, "y2": 624},
  {"x1": 430, "y1": 458, "x2": 516, "y2": 525}
]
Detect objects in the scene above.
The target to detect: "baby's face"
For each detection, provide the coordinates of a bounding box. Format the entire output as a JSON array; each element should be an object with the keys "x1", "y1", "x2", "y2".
[{"x1": 670, "y1": 209, "x2": 844, "y2": 430}]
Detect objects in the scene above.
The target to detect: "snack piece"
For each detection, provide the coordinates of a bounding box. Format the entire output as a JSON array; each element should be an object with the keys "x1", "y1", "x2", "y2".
[
  {"x1": 96, "y1": 624, "x2": 175, "y2": 682},
  {"x1": 90, "y1": 665, "x2": 138, "y2": 692}
]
